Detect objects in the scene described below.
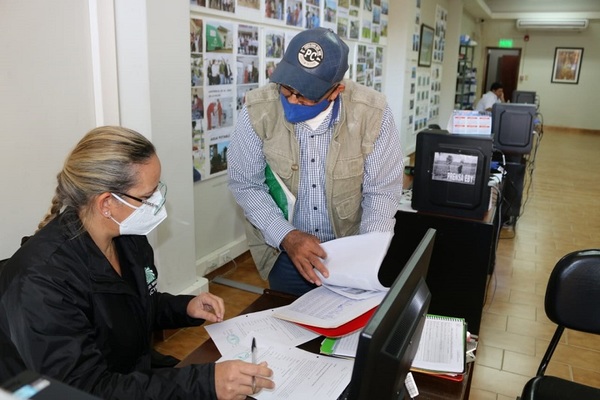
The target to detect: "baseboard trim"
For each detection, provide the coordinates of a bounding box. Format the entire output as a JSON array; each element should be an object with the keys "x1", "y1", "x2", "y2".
[
  {"x1": 196, "y1": 236, "x2": 249, "y2": 277},
  {"x1": 544, "y1": 125, "x2": 600, "y2": 135}
]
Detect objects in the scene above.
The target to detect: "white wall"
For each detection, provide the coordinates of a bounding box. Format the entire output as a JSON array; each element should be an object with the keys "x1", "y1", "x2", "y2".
[
  {"x1": 384, "y1": 0, "x2": 411, "y2": 156},
  {"x1": 114, "y1": 0, "x2": 200, "y2": 294},
  {"x1": 387, "y1": 0, "x2": 463, "y2": 157},
  {"x1": 477, "y1": 20, "x2": 600, "y2": 130},
  {"x1": 0, "y1": 1, "x2": 96, "y2": 256},
  {"x1": 0, "y1": 0, "x2": 202, "y2": 295},
  {"x1": 439, "y1": 1, "x2": 462, "y2": 128},
  {"x1": 193, "y1": 175, "x2": 248, "y2": 276},
  {"x1": 460, "y1": 12, "x2": 484, "y2": 80}
]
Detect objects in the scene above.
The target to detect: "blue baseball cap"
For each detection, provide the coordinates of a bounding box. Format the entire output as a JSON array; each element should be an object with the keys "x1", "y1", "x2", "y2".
[{"x1": 270, "y1": 28, "x2": 349, "y2": 101}]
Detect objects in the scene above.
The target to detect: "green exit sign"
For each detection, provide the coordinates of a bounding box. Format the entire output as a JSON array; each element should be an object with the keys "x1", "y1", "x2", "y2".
[{"x1": 499, "y1": 39, "x2": 513, "y2": 48}]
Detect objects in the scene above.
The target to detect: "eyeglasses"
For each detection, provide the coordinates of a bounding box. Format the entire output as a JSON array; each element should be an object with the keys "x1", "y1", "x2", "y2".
[
  {"x1": 116, "y1": 181, "x2": 167, "y2": 215},
  {"x1": 279, "y1": 84, "x2": 338, "y2": 105}
]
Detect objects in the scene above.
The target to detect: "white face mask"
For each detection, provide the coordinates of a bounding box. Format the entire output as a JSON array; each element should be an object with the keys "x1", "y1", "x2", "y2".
[{"x1": 110, "y1": 189, "x2": 167, "y2": 235}]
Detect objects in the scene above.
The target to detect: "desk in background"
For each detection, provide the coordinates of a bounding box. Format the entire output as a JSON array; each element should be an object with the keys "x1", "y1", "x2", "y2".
[
  {"x1": 179, "y1": 289, "x2": 473, "y2": 400},
  {"x1": 392, "y1": 188, "x2": 500, "y2": 335}
]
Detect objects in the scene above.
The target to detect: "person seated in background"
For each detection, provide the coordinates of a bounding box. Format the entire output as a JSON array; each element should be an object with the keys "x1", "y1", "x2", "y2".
[
  {"x1": 0, "y1": 126, "x2": 273, "y2": 399},
  {"x1": 475, "y1": 81, "x2": 505, "y2": 112}
]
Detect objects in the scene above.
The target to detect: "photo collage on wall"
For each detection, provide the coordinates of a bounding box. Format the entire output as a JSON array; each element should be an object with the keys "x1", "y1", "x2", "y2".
[
  {"x1": 190, "y1": 0, "x2": 387, "y2": 181},
  {"x1": 433, "y1": 5, "x2": 447, "y2": 63},
  {"x1": 405, "y1": 0, "x2": 444, "y2": 140},
  {"x1": 407, "y1": 63, "x2": 417, "y2": 132},
  {"x1": 411, "y1": 0, "x2": 421, "y2": 53},
  {"x1": 428, "y1": 5, "x2": 447, "y2": 121},
  {"x1": 191, "y1": 18, "x2": 239, "y2": 181},
  {"x1": 405, "y1": 0, "x2": 421, "y2": 140},
  {"x1": 414, "y1": 70, "x2": 430, "y2": 132}
]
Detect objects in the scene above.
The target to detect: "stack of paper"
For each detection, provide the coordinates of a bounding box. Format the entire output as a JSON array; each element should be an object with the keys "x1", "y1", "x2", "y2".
[
  {"x1": 204, "y1": 231, "x2": 397, "y2": 400},
  {"x1": 217, "y1": 334, "x2": 353, "y2": 400},
  {"x1": 411, "y1": 314, "x2": 466, "y2": 377},
  {"x1": 272, "y1": 231, "x2": 394, "y2": 336},
  {"x1": 320, "y1": 331, "x2": 361, "y2": 359}
]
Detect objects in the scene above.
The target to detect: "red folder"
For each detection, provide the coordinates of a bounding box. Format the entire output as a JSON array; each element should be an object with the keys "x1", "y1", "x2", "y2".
[{"x1": 295, "y1": 306, "x2": 377, "y2": 337}]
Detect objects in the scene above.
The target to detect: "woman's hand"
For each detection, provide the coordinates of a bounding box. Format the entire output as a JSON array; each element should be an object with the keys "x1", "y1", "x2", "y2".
[
  {"x1": 215, "y1": 360, "x2": 274, "y2": 400},
  {"x1": 186, "y1": 292, "x2": 225, "y2": 322}
]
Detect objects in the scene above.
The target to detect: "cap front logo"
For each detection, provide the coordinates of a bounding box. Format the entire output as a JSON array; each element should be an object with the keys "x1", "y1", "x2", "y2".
[{"x1": 297, "y1": 42, "x2": 323, "y2": 69}]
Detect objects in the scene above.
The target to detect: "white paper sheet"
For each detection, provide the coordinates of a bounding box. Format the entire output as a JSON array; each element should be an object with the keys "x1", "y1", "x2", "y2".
[
  {"x1": 219, "y1": 334, "x2": 353, "y2": 400},
  {"x1": 272, "y1": 286, "x2": 385, "y2": 328},
  {"x1": 204, "y1": 308, "x2": 319, "y2": 355},
  {"x1": 316, "y1": 231, "x2": 394, "y2": 294},
  {"x1": 331, "y1": 331, "x2": 360, "y2": 358},
  {"x1": 411, "y1": 315, "x2": 466, "y2": 374}
]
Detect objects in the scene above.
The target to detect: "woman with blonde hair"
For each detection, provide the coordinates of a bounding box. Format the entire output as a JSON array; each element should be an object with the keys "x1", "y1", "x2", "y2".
[{"x1": 0, "y1": 126, "x2": 273, "y2": 399}]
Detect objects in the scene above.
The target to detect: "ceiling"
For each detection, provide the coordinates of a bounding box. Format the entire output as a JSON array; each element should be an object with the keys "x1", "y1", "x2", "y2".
[{"x1": 462, "y1": 0, "x2": 600, "y2": 20}]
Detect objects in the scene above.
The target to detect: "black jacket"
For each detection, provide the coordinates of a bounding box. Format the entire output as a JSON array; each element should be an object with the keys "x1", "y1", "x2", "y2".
[{"x1": 0, "y1": 209, "x2": 217, "y2": 399}]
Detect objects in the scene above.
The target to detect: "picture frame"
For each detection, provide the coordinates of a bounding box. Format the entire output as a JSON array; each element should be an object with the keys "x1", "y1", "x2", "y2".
[
  {"x1": 551, "y1": 47, "x2": 583, "y2": 84},
  {"x1": 418, "y1": 24, "x2": 434, "y2": 67}
]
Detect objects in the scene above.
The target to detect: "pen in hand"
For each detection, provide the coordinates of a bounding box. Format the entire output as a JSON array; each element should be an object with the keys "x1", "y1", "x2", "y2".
[{"x1": 251, "y1": 337, "x2": 257, "y2": 394}]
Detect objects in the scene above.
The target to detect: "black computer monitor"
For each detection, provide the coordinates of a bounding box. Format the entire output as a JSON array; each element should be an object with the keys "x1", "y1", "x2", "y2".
[
  {"x1": 492, "y1": 103, "x2": 536, "y2": 155},
  {"x1": 347, "y1": 229, "x2": 435, "y2": 400},
  {"x1": 411, "y1": 129, "x2": 493, "y2": 219},
  {"x1": 511, "y1": 90, "x2": 536, "y2": 104}
]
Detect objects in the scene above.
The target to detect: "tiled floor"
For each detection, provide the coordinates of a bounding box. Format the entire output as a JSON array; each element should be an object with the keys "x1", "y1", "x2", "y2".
[
  {"x1": 155, "y1": 126, "x2": 600, "y2": 399},
  {"x1": 470, "y1": 126, "x2": 600, "y2": 399}
]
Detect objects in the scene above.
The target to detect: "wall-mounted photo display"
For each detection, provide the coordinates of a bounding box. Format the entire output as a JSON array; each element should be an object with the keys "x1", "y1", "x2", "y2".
[
  {"x1": 285, "y1": 0, "x2": 304, "y2": 27},
  {"x1": 191, "y1": 0, "x2": 391, "y2": 181},
  {"x1": 551, "y1": 47, "x2": 583, "y2": 84},
  {"x1": 418, "y1": 24, "x2": 434, "y2": 67},
  {"x1": 265, "y1": 0, "x2": 285, "y2": 21},
  {"x1": 433, "y1": 5, "x2": 447, "y2": 63},
  {"x1": 323, "y1": 0, "x2": 338, "y2": 30},
  {"x1": 238, "y1": 0, "x2": 260, "y2": 11}
]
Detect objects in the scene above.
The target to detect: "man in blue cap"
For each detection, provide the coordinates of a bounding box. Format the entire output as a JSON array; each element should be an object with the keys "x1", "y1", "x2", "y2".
[{"x1": 228, "y1": 28, "x2": 404, "y2": 296}]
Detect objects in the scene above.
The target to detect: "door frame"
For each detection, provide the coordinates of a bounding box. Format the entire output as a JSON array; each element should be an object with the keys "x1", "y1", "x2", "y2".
[{"x1": 482, "y1": 47, "x2": 521, "y2": 101}]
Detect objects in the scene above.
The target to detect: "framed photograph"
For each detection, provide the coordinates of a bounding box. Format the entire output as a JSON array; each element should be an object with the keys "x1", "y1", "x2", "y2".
[
  {"x1": 418, "y1": 24, "x2": 434, "y2": 67},
  {"x1": 551, "y1": 47, "x2": 583, "y2": 84}
]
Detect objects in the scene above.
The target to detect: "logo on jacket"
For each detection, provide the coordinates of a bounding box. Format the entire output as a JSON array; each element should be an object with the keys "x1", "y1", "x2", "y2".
[{"x1": 145, "y1": 266, "x2": 158, "y2": 295}]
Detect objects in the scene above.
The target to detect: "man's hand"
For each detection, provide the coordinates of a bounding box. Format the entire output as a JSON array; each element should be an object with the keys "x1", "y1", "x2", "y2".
[{"x1": 281, "y1": 230, "x2": 329, "y2": 285}]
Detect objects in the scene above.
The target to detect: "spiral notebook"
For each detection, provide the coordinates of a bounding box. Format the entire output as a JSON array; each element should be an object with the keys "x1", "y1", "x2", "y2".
[{"x1": 410, "y1": 314, "x2": 466, "y2": 375}]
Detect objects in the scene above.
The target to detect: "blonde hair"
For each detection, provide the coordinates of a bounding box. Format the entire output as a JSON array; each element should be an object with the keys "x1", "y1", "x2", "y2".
[{"x1": 38, "y1": 126, "x2": 156, "y2": 231}]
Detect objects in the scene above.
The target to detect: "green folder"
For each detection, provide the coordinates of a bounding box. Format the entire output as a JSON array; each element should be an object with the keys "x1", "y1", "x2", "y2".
[{"x1": 265, "y1": 164, "x2": 295, "y2": 222}]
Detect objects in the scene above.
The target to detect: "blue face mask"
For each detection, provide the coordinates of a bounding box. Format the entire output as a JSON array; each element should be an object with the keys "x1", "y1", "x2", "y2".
[{"x1": 280, "y1": 94, "x2": 331, "y2": 123}]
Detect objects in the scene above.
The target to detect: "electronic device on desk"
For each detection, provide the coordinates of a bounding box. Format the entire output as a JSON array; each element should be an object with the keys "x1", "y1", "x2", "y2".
[
  {"x1": 1, "y1": 370, "x2": 101, "y2": 400},
  {"x1": 411, "y1": 129, "x2": 493, "y2": 219},
  {"x1": 345, "y1": 229, "x2": 436, "y2": 400},
  {"x1": 511, "y1": 90, "x2": 536, "y2": 105},
  {"x1": 491, "y1": 103, "x2": 536, "y2": 155}
]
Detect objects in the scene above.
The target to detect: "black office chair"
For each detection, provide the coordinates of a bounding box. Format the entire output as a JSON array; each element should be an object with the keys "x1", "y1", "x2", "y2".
[{"x1": 519, "y1": 249, "x2": 600, "y2": 400}]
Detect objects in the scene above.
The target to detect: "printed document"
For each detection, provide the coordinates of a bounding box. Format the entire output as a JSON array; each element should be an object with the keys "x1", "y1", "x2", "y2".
[
  {"x1": 320, "y1": 331, "x2": 360, "y2": 358},
  {"x1": 316, "y1": 231, "x2": 394, "y2": 298},
  {"x1": 411, "y1": 315, "x2": 466, "y2": 374},
  {"x1": 219, "y1": 334, "x2": 353, "y2": 400},
  {"x1": 273, "y1": 286, "x2": 385, "y2": 328},
  {"x1": 204, "y1": 308, "x2": 319, "y2": 355}
]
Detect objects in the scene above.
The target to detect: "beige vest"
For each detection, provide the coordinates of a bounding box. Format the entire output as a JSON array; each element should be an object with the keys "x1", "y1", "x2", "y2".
[{"x1": 244, "y1": 80, "x2": 387, "y2": 279}]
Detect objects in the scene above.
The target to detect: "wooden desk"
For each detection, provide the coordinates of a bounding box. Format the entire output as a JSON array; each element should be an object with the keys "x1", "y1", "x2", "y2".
[{"x1": 179, "y1": 289, "x2": 473, "y2": 400}]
